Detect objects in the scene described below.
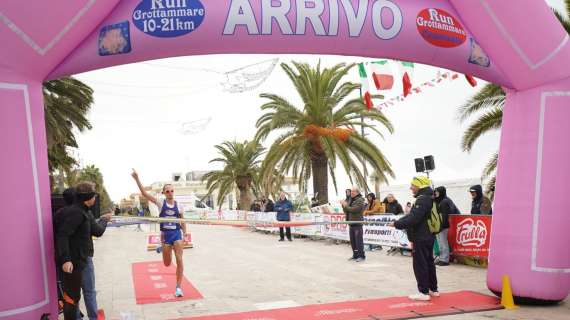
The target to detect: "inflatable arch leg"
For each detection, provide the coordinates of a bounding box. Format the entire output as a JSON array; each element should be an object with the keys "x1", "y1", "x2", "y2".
[
  {"x1": 488, "y1": 77, "x2": 570, "y2": 303},
  {"x1": 0, "y1": 72, "x2": 58, "y2": 318}
]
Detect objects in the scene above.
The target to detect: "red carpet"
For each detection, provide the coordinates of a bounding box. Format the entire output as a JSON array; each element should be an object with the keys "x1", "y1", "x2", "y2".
[
  {"x1": 132, "y1": 261, "x2": 203, "y2": 304},
  {"x1": 178, "y1": 291, "x2": 501, "y2": 320}
]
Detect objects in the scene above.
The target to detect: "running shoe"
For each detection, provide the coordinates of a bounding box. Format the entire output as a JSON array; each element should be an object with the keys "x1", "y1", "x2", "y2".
[
  {"x1": 429, "y1": 290, "x2": 440, "y2": 297},
  {"x1": 175, "y1": 287, "x2": 184, "y2": 297},
  {"x1": 156, "y1": 245, "x2": 162, "y2": 254},
  {"x1": 408, "y1": 293, "x2": 430, "y2": 301}
]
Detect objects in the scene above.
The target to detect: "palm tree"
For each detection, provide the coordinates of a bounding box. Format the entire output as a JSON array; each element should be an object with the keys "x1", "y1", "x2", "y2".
[
  {"x1": 458, "y1": 3, "x2": 570, "y2": 197},
  {"x1": 73, "y1": 165, "x2": 113, "y2": 210},
  {"x1": 43, "y1": 77, "x2": 94, "y2": 186},
  {"x1": 255, "y1": 61, "x2": 394, "y2": 205},
  {"x1": 202, "y1": 140, "x2": 264, "y2": 210}
]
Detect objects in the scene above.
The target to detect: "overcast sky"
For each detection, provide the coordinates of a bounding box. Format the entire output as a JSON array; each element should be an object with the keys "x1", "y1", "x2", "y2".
[{"x1": 73, "y1": 0, "x2": 566, "y2": 202}]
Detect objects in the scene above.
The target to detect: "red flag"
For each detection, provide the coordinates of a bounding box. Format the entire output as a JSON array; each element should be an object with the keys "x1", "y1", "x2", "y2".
[
  {"x1": 363, "y1": 91, "x2": 373, "y2": 110},
  {"x1": 465, "y1": 74, "x2": 477, "y2": 87},
  {"x1": 402, "y1": 72, "x2": 412, "y2": 97}
]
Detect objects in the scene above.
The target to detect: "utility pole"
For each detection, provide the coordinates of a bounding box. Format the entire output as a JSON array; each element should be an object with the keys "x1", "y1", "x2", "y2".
[{"x1": 359, "y1": 86, "x2": 369, "y2": 194}]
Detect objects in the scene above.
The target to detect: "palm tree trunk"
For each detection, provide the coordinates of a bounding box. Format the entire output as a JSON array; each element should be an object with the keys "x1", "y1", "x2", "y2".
[
  {"x1": 374, "y1": 178, "x2": 380, "y2": 199},
  {"x1": 236, "y1": 176, "x2": 253, "y2": 211},
  {"x1": 311, "y1": 156, "x2": 329, "y2": 204}
]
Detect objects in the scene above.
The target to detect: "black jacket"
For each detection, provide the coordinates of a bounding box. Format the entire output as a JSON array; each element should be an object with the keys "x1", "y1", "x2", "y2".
[
  {"x1": 384, "y1": 199, "x2": 404, "y2": 215},
  {"x1": 434, "y1": 186, "x2": 460, "y2": 229},
  {"x1": 470, "y1": 185, "x2": 493, "y2": 215},
  {"x1": 85, "y1": 211, "x2": 108, "y2": 257},
  {"x1": 264, "y1": 199, "x2": 274, "y2": 212},
  {"x1": 394, "y1": 187, "x2": 434, "y2": 242},
  {"x1": 55, "y1": 203, "x2": 93, "y2": 270}
]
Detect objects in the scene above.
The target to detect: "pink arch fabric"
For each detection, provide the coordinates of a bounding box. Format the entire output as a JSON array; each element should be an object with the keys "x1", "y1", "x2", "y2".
[{"x1": 1, "y1": 0, "x2": 569, "y2": 318}]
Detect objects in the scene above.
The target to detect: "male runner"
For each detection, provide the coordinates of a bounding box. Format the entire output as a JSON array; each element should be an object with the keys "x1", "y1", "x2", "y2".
[{"x1": 131, "y1": 169, "x2": 187, "y2": 297}]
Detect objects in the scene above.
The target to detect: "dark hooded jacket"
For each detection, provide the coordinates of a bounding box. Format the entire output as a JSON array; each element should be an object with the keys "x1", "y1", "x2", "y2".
[
  {"x1": 434, "y1": 186, "x2": 460, "y2": 229},
  {"x1": 394, "y1": 187, "x2": 434, "y2": 242},
  {"x1": 383, "y1": 198, "x2": 404, "y2": 215},
  {"x1": 55, "y1": 202, "x2": 93, "y2": 270},
  {"x1": 470, "y1": 185, "x2": 493, "y2": 215}
]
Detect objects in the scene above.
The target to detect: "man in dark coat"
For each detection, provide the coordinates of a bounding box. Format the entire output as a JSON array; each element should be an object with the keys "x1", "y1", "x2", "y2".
[
  {"x1": 55, "y1": 182, "x2": 99, "y2": 320},
  {"x1": 342, "y1": 187, "x2": 366, "y2": 262},
  {"x1": 390, "y1": 176, "x2": 438, "y2": 301},
  {"x1": 470, "y1": 185, "x2": 492, "y2": 215},
  {"x1": 274, "y1": 192, "x2": 293, "y2": 241},
  {"x1": 434, "y1": 186, "x2": 460, "y2": 266}
]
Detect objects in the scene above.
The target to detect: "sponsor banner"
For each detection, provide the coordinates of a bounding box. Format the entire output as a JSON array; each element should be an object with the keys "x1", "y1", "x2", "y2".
[
  {"x1": 416, "y1": 8, "x2": 466, "y2": 48},
  {"x1": 132, "y1": 0, "x2": 205, "y2": 38},
  {"x1": 363, "y1": 215, "x2": 411, "y2": 249},
  {"x1": 292, "y1": 212, "x2": 323, "y2": 236},
  {"x1": 448, "y1": 215, "x2": 491, "y2": 258},
  {"x1": 322, "y1": 213, "x2": 349, "y2": 241}
]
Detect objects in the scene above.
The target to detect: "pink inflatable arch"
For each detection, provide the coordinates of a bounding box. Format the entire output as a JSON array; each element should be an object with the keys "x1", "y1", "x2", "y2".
[{"x1": 1, "y1": 0, "x2": 569, "y2": 318}]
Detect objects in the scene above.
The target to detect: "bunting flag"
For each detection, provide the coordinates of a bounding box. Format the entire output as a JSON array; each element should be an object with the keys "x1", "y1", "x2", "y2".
[
  {"x1": 358, "y1": 63, "x2": 374, "y2": 109},
  {"x1": 465, "y1": 74, "x2": 478, "y2": 87},
  {"x1": 370, "y1": 60, "x2": 394, "y2": 90},
  {"x1": 401, "y1": 61, "x2": 414, "y2": 97},
  {"x1": 374, "y1": 71, "x2": 465, "y2": 110}
]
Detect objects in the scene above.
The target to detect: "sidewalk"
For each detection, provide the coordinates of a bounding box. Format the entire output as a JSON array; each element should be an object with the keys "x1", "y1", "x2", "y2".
[{"x1": 90, "y1": 224, "x2": 569, "y2": 320}]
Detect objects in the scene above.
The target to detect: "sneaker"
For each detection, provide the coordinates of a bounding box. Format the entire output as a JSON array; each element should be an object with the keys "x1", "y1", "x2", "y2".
[
  {"x1": 436, "y1": 261, "x2": 450, "y2": 266},
  {"x1": 348, "y1": 257, "x2": 356, "y2": 261},
  {"x1": 408, "y1": 293, "x2": 430, "y2": 301},
  {"x1": 429, "y1": 290, "x2": 440, "y2": 297},
  {"x1": 278, "y1": 239, "x2": 285, "y2": 242},
  {"x1": 175, "y1": 287, "x2": 184, "y2": 297},
  {"x1": 287, "y1": 238, "x2": 293, "y2": 242},
  {"x1": 155, "y1": 245, "x2": 162, "y2": 254},
  {"x1": 355, "y1": 257, "x2": 365, "y2": 262}
]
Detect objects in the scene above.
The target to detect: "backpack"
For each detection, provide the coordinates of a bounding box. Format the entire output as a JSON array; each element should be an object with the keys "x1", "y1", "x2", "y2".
[{"x1": 427, "y1": 202, "x2": 443, "y2": 234}]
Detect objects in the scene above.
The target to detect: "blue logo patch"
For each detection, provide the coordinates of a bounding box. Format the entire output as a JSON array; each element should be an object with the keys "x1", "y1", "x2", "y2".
[
  {"x1": 98, "y1": 21, "x2": 131, "y2": 56},
  {"x1": 132, "y1": 0, "x2": 205, "y2": 38}
]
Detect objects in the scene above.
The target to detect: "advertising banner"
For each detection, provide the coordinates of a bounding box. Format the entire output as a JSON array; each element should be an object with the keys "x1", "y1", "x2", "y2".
[
  {"x1": 363, "y1": 215, "x2": 411, "y2": 249},
  {"x1": 448, "y1": 215, "x2": 491, "y2": 258}
]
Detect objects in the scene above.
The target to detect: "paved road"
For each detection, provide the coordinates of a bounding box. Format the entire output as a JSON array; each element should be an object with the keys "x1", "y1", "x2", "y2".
[{"x1": 90, "y1": 224, "x2": 569, "y2": 320}]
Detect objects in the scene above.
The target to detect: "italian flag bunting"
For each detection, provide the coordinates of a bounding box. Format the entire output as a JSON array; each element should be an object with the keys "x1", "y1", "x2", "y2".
[
  {"x1": 358, "y1": 63, "x2": 374, "y2": 109},
  {"x1": 370, "y1": 60, "x2": 394, "y2": 90},
  {"x1": 401, "y1": 61, "x2": 414, "y2": 97}
]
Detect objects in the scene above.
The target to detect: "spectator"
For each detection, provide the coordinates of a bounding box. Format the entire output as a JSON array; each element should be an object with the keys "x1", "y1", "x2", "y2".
[
  {"x1": 250, "y1": 200, "x2": 262, "y2": 212},
  {"x1": 434, "y1": 186, "x2": 460, "y2": 266},
  {"x1": 363, "y1": 193, "x2": 385, "y2": 215},
  {"x1": 390, "y1": 176, "x2": 438, "y2": 301},
  {"x1": 384, "y1": 193, "x2": 404, "y2": 215},
  {"x1": 470, "y1": 185, "x2": 492, "y2": 215},
  {"x1": 275, "y1": 192, "x2": 293, "y2": 241},
  {"x1": 310, "y1": 197, "x2": 320, "y2": 208},
  {"x1": 263, "y1": 197, "x2": 274, "y2": 212},
  {"x1": 342, "y1": 187, "x2": 366, "y2": 262},
  {"x1": 344, "y1": 189, "x2": 351, "y2": 203},
  {"x1": 55, "y1": 182, "x2": 99, "y2": 319},
  {"x1": 404, "y1": 202, "x2": 412, "y2": 214},
  {"x1": 364, "y1": 193, "x2": 385, "y2": 251}
]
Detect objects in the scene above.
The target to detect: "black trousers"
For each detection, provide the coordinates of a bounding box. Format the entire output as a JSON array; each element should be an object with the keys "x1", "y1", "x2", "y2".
[
  {"x1": 279, "y1": 227, "x2": 292, "y2": 240},
  {"x1": 349, "y1": 224, "x2": 365, "y2": 258},
  {"x1": 62, "y1": 266, "x2": 83, "y2": 320},
  {"x1": 412, "y1": 239, "x2": 438, "y2": 294}
]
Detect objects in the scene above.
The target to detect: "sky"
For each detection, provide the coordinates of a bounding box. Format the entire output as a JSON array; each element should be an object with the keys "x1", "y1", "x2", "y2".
[{"x1": 73, "y1": 0, "x2": 566, "y2": 202}]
